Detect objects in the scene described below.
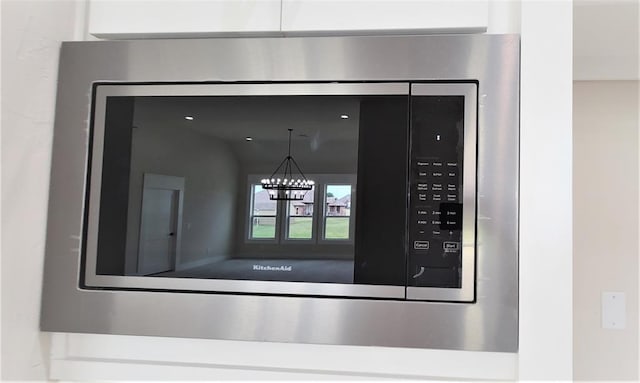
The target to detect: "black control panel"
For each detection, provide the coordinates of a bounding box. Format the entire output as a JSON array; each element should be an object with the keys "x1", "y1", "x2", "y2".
[{"x1": 408, "y1": 95, "x2": 466, "y2": 288}]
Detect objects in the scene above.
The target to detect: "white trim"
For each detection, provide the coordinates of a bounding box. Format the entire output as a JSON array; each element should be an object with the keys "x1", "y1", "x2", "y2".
[
  {"x1": 73, "y1": 0, "x2": 90, "y2": 41},
  {"x1": 519, "y1": 0, "x2": 573, "y2": 379},
  {"x1": 49, "y1": 333, "x2": 517, "y2": 381}
]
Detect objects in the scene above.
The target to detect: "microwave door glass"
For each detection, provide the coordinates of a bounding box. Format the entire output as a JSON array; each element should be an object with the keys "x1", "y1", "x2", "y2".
[{"x1": 88, "y1": 84, "x2": 410, "y2": 298}]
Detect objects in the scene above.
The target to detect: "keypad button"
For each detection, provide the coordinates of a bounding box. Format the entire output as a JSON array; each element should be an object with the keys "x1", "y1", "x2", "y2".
[
  {"x1": 439, "y1": 203, "x2": 462, "y2": 230},
  {"x1": 443, "y1": 241, "x2": 460, "y2": 252}
]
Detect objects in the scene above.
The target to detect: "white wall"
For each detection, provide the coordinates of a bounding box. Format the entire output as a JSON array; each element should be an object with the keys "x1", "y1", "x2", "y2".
[
  {"x1": 573, "y1": 80, "x2": 639, "y2": 380},
  {"x1": 572, "y1": 2, "x2": 639, "y2": 379},
  {"x1": 574, "y1": 0, "x2": 639, "y2": 81},
  {"x1": 1, "y1": 0, "x2": 576, "y2": 380},
  {"x1": 0, "y1": 0, "x2": 80, "y2": 380},
  {"x1": 125, "y1": 102, "x2": 239, "y2": 273}
]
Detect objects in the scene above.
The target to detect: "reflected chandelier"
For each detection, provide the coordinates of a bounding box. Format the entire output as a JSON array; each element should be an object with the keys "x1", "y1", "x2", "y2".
[{"x1": 261, "y1": 129, "x2": 314, "y2": 201}]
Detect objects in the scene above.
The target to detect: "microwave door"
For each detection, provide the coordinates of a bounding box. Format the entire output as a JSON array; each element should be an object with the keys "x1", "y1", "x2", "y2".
[
  {"x1": 84, "y1": 82, "x2": 411, "y2": 299},
  {"x1": 406, "y1": 83, "x2": 478, "y2": 302}
]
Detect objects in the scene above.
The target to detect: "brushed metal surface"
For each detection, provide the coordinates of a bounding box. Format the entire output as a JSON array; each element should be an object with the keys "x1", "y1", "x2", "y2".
[
  {"x1": 92, "y1": 82, "x2": 411, "y2": 96},
  {"x1": 40, "y1": 35, "x2": 519, "y2": 352},
  {"x1": 406, "y1": 83, "x2": 477, "y2": 302}
]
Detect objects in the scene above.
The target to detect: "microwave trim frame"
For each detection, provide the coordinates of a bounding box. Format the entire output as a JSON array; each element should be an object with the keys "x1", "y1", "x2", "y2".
[{"x1": 41, "y1": 34, "x2": 519, "y2": 352}]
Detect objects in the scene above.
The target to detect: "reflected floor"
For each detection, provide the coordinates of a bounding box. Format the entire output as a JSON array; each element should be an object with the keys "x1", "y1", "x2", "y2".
[{"x1": 153, "y1": 258, "x2": 354, "y2": 284}]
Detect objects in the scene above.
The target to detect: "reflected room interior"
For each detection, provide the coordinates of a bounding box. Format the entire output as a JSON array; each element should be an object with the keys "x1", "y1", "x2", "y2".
[{"x1": 96, "y1": 95, "x2": 362, "y2": 283}]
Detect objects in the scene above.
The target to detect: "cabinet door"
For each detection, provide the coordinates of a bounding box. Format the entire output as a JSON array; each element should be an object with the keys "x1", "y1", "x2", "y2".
[
  {"x1": 281, "y1": 0, "x2": 488, "y2": 35},
  {"x1": 89, "y1": 0, "x2": 281, "y2": 39}
]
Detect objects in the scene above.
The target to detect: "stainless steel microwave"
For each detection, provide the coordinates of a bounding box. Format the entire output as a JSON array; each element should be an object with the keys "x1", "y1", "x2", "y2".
[{"x1": 41, "y1": 35, "x2": 519, "y2": 352}]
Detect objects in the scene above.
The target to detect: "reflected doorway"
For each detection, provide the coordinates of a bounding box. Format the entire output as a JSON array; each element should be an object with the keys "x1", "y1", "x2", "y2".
[{"x1": 137, "y1": 173, "x2": 184, "y2": 275}]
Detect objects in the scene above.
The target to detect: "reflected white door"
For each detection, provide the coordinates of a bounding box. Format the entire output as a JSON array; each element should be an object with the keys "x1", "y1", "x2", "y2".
[{"x1": 138, "y1": 174, "x2": 184, "y2": 275}]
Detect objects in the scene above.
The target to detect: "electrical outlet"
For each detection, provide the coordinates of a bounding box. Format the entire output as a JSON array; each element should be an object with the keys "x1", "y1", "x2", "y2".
[{"x1": 602, "y1": 292, "x2": 626, "y2": 329}]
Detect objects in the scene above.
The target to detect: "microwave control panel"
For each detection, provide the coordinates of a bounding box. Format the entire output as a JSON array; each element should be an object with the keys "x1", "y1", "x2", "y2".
[{"x1": 407, "y1": 84, "x2": 476, "y2": 296}]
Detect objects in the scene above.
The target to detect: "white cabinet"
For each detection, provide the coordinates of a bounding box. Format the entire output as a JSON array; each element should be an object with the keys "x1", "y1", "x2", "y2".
[
  {"x1": 88, "y1": 0, "x2": 282, "y2": 38},
  {"x1": 281, "y1": 0, "x2": 489, "y2": 35},
  {"x1": 88, "y1": 0, "x2": 490, "y2": 39}
]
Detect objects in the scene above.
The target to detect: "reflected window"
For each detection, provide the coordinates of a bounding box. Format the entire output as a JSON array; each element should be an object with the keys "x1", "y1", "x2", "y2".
[
  {"x1": 249, "y1": 184, "x2": 277, "y2": 239},
  {"x1": 287, "y1": 187, "x2": 315, "y2": 240},
  {"x1": 323, "y1": 184, "x2": 352, "y2": 240},
  {"x1": 247, "y1": 180, "x2": 353, "y2": 243}
]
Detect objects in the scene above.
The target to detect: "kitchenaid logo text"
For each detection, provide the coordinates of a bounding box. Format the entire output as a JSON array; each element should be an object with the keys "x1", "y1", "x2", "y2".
[{"x1": 252, "y1": 265, "x2": 292, "y2": 272}]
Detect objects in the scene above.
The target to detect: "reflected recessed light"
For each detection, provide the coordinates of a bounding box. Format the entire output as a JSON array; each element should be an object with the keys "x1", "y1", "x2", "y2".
[
  {"x1": 184, "y1": 116, "x2": 194, "y2": 121},
  {"x1": 245, "y1": 137, "x2": 253, "y2": 141},
  {"x1": 340, "y1": 114, "x2": 349, "y2": 119}
]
